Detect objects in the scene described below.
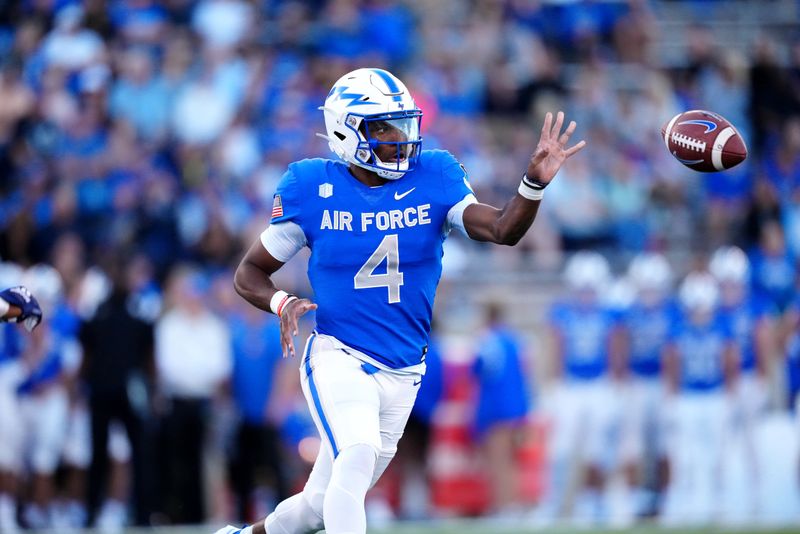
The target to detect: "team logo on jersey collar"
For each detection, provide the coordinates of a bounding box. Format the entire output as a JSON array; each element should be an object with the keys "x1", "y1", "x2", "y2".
[{"x1": 319, "y1": 183, "x2": 334, "y2": 198}]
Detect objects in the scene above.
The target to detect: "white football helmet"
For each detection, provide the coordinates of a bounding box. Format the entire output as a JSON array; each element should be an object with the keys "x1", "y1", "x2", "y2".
[
  {"x1": 678, "y1": 272, "x2": 719, "y2": 312},
  {"x1": 709, "y1": 246, "x2": 749, "y2": 284},
  {"x1": 319, "y1": 68, "x2": 422, "y2": 180},
  {"x1": 628, "y1": 252, "x2": 673, "y2": 293},
  {"x1": 564, "y1": 251, "x2": 611, "y2": 292},
  {"x1": 604, "y1": 275, "x2": 636, "y2": 310}
]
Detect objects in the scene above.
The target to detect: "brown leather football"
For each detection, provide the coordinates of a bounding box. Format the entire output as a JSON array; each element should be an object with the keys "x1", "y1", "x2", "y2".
[{"x1": 661, "y1": 110, "x2": 747, "y2": 172}]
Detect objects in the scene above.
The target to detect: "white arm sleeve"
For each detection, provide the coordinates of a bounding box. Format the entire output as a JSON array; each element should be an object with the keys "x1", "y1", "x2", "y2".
[
  {"x1": 444, "y1": 193, "x2": 479, "y2": 237},
  {"x1": 260, "y1": 221, "x2": 307, "y2": 262}
]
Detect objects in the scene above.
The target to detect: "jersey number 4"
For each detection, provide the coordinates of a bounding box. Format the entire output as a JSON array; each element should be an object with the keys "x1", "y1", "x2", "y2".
[{"x1": 354, "y1": 234, "x2": 404, "y2": 303}]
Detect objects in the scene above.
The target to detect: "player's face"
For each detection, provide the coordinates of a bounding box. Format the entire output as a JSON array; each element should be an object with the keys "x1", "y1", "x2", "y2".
[
  {"x1": 689, "y1": 306, "x2": 714, "y2": 326},
  {"x1": 366, "y1": 117, "x2": 419, "y2": 163},
  {"x1": 574, "y1": 287, "x2": 599, "y2": 306},
  {"x1": 639, "y1": 288, "x2": 664, "y2": 308},
  {"x1": 720, "y1": 281, "x2": 744, "y2": 305}
]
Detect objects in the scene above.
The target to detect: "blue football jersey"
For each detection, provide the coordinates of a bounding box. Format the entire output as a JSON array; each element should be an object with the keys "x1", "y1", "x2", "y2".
[
  {"x1": 270, "y1": 150, "x2": 473, "y2": 369},
  {"x1": 750, "y1": 249, "x2": 795, "y2": 311},
  {"x1": 619, "y1": 300, "x2": 678, "y2": 378},
  {"x1": 549, "y1": 300, "x2": 616, "y2": 380},
  {"x1": 0, "y1": 323, "x2": 23, "y2": 365},
  {"x1": 230, "y1": 313, "x2": 282, "y2": 423},
  {"x1": 670, "y1": 313, "x2": 733, "y2": 391},
  {"x1": 472, "y1": 326, "x2": 530, "y2": 435},
  {"x1": 720, "y1": 294, "x2": 773, "y2": 373},
  {"x1": 16, "y1": 350, "x2": 63, "y2": 395}
]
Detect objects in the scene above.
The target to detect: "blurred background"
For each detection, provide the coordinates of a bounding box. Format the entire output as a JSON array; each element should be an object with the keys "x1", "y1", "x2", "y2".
[{"x1": 1, "y1": 0, "x2": 800, "y2": 532}]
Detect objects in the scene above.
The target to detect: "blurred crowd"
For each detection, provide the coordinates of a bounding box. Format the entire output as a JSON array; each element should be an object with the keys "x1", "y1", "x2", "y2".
[
  {"x1": 0, "y1": 0, "x2": 800, "y2": 530},
  {"x1": 1, "y1": 0, "x2": 799, "y2": 271}
]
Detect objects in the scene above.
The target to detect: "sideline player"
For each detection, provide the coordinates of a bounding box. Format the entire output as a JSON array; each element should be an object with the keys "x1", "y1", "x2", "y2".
[
  {"x1": 224, "y1": 68, "x2": 585, "y2": 534},
  {"x1": 540, "y1": 251, "x2": 620, "y2": 525},
  {"x1": 617, "y1": 253, "x2": 676, "y2": 517},
  {"x1": 0, "y1": 274, "x2": 44, "y2": 532},
  {"x1": 710, "y1": 246, "x2": 775, "y2": 521},
  {"x1": 660, "y1": 272, "x2": 737, "y2": 525}
]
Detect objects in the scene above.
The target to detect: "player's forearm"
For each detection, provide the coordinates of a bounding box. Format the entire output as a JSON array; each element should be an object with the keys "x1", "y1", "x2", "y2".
[
  {"x1": 608, "y1": 328, "x2": 628, "y2": 380},
  {"x1": 495, "y1": 194, "x2": 542, "y2": 245},
  {"x1": 464, "y1": 195, "x2": 541, "y2": 245},
  {"x1": 663, "y1": 348, "x2": 679, "y2": 392},
  {"x1": 233, "y1": 260, "x2": 280, "y2": 313},
  {"x1": 724, "y1": 345, "x2": 740, "y2": 387},
  {"x1": 755, "y1": 320, "x2": 775, "y2": 375}
]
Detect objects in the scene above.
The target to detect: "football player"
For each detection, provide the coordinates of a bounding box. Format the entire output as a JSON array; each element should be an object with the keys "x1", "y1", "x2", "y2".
[
  {"x1": 617, "y1": 253, "x2": 677, "y2": 517},
  {"x1": 660, "y1": 272, "x2": 737, "y2": 525},
  {"x1": 15, "y1": 265, "x2": 75, "y2": 529},
  {"x1": 539, "y1": 251, "x2": 621, "y2": 525},
  {"x1": 710, "y1": 246, "x2": 776, "y2": 522},
  {"x1": 471, "y1": 302, "x2": 530, "y2": 517},
  {"x1": 0, "y1": 265, "x2": 42, "y2": 533},
  {"x1": 222, "y1": 68, "x2": 585, "y2": 534},
  {"x1": 0, "y1": 270, "x2": 27, "y2": 533}
]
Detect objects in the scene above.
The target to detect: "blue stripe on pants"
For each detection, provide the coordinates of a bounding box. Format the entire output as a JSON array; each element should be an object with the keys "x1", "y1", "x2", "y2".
[{"x1": 303, "y1": 334, "x2": 339, "y2": 457}]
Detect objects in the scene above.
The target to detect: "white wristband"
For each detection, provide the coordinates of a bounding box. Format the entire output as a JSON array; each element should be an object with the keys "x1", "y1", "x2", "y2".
[
  {"x1": 518, "y1": 180, "x2": 544, "y2": 201},
  {"x1": 269, "y1": 290, "x2": 289, "y2": 315},
  {"x1": 269, "y1": 290, "x2": 298, "y2": 316}
]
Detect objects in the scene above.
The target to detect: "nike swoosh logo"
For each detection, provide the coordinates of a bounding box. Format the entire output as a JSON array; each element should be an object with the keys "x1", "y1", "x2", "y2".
[
  {"x1": 678, "y1": 119, "x2": 717, "y2": 134},
  {"x1": 394, "y1": 188, "x2": 415, "y2": 200},
  {"x1": 672, "y1": 151, "x2": 704, "y2": 165},
  {"x1": 413, "y1": 379, "x2": 422, "y2": 386}
]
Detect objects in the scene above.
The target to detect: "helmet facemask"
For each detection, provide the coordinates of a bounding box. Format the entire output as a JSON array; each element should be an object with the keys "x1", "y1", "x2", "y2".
[{"x1": 347, "y1": 111, "x2": 422, "y2": 180}]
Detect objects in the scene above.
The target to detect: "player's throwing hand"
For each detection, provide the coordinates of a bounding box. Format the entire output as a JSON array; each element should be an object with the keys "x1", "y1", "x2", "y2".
[
  {"x1": 279, "y1": 298, "x2": 317, "y2": 358},
  {"x1": 525, "y1": 111, "x2": 586, "y2": 188}
]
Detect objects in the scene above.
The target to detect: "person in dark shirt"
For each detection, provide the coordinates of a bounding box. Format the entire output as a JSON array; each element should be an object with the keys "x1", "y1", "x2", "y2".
[{"x1": 79, "y1": 256, "x2": 154, "y2": 526}]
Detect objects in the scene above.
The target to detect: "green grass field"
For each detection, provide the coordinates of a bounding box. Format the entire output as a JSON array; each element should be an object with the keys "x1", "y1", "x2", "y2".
[
  {"x1": 111, "y1": 521, "x2": 800, "y2": 534},
  {"x1": 376, "y1": 522, "x2": 800, "y2": 534}
]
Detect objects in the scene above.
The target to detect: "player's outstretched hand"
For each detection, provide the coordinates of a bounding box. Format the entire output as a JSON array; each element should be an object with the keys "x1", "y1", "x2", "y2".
[
  {"x1": 0, "y1": 286, "x2": 43, "y2": 332},
  {"x1": 526, "y1": 111, "x2": 586, "y2": 186},
  {"x1": 279, "y1": 298, "x2": 318, "y2": 358}
]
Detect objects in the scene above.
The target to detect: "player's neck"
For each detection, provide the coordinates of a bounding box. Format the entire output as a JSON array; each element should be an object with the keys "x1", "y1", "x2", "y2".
[{"x1": 348, "y1": 164, "x2": 390, "y2": 187}]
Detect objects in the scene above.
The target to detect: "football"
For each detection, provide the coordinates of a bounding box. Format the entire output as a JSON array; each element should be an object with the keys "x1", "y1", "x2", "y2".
[{"x1": 661, "y1": 110, "x2": 747, "y2": 172}]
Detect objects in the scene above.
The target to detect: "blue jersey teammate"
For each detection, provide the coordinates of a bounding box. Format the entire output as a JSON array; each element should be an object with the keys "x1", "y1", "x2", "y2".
[{"x1": 223, "y1": 68, "x2": 585, "y2": 534}]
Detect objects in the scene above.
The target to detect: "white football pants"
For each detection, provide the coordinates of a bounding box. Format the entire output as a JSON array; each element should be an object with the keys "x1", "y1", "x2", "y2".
[{"x1": 266, "y1": 332, "x2": 421, "y2": 534}]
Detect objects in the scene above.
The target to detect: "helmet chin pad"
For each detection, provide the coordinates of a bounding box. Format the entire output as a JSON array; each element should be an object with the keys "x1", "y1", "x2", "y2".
[{"x1": 352, "y1": 156, "x2": 406, "y2": 180}]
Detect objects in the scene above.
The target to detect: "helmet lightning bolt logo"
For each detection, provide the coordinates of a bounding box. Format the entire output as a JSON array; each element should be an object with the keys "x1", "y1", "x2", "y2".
[{"x1": 330, "y1": 86, "x2": 379, "y2": 107}]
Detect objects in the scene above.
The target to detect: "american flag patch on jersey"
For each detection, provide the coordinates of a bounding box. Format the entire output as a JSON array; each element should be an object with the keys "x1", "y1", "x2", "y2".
[{"x1": 271, "y1": 195, "x2": 283, "y2": 219}]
